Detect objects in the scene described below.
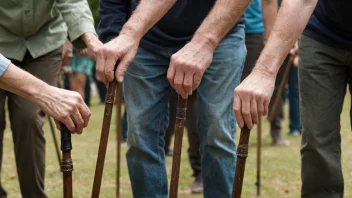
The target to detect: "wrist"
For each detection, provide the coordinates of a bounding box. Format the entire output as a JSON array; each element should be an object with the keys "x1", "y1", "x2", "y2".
[
  {"x1": 191, "y1": 32, "x2": 218, "y2": 51},
  {"x1": 252, "y1": 61, "x2": 278, "y2": 78},
  {"x1": 119, "y1": 23, "x2": 144, "y2": 41}
]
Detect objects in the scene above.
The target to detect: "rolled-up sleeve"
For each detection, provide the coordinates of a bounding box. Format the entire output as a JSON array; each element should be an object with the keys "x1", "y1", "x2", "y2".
[
  {"x1": 57, "y1": 0, "x2": 97, "y2": 42},
  {"x1": 0, "y1": 54, "x2": 10, "y2": 77},
  {"x1": 99, "y1": 0, "x2": 128, "y2": 43}
]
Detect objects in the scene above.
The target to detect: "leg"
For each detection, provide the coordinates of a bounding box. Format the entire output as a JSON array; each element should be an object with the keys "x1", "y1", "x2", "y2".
[
  {"x1": 288, "y1": 66, "x2": 300, "y2": 133},
  {"x1": 299, "y1": 35, "x2": 347, "y2": 198},
  {"x1": 69, "y1": 72, "x2": 87, "y2": 99},
  {"x1": 184, "y1": 91, "x2": 203, "y2": 193},
  {"x1": 197, "y1": 28, "x2": 246, "y2": 198},
  {"x1": 9, "y1": 49, "x2": 61, "y2": 198},
  {"x1": 241, "y1": 33, "x2": 264, "y2": 81},
  {"x1": 124, "y1": 47, "x2": 171, "y2": 198},
  {"x1": 268, "y1": 57, "x2": 290, "y2": 145},
  {"x1": 0, "y1": 90, "x2": 6, "y2": 198}
]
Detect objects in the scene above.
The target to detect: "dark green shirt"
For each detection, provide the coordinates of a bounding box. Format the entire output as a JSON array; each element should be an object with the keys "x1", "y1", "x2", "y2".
[{"x1": 0, "y1": 0, "x2": 96, "y2": 61}]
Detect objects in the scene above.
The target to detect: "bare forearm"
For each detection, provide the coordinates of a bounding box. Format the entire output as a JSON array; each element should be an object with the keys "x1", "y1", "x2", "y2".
[
  {"x1": 254, "y1": 0, "x2": 317, "y2": 76},
  {"x1": 120, "y1": 0, "x2": 176, "y2": 39},
  {"x1": 0, "y1": 64, "x2": 49, "y2": 104},
  {"x1": 193, "y1": 0, "x2": 251, "y2": 49},
  {"x1": 262, "y1": 0, "x2": 278, "y2": 41}
]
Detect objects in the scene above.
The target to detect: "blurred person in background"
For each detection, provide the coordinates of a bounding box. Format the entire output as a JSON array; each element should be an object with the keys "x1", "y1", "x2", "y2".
[{"x1": 0, "y1": 1, "x2": 101, "y2": 197}]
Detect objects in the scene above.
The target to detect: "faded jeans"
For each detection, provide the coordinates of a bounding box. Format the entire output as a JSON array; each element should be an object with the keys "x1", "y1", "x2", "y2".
[{"x1": 123, "y1": 28, "x2": 246, "y2": 198}]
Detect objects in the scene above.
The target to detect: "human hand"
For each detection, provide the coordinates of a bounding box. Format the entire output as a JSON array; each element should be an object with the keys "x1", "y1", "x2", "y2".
[
  {"x1": 78, "y1": 32, "x2": 103, "y2": 60},
  {"x1": 62, "y1": 40, "x2": 72, "y2": 67},
  {"x1": 167, "y1": 37, "x2": 214, "y2": 99},
  {"x1": 95, "y1": 33, "x2": 139, "y2": 85},
  {"x1": 233, "y1": 66, "x2": 276, "y2": 129},
  {"x1": 38, "y1": 86, "x2": 91, "y2": 134}
]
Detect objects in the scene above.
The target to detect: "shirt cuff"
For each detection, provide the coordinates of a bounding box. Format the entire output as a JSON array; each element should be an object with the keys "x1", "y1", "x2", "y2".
[
  {"x1": 0, "y1": 54, "x2": 10, "y2": 77},
  {"x1": 68, "y1": 19, "x2": 97, "y2": 48}
]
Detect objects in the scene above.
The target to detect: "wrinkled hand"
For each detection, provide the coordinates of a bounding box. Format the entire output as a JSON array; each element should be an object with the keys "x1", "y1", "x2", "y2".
[
  {"x1": 95, "y1": 34, "x2": 139, "y2": 85},
  {"x1": 78, "y1": 33, "x2": 103, "y2": 60},
  {"x1": 167, "y1": 40, "x2": 214, "y2": 99},
  {"x1": 38, "y1": 86, "x2": 91, "y2": 134},
  {"x1": 62, "y1": 40, "x2": 72, "y2": 67},
  {"x1": 233, "y1": 67, "x2": 276, "y2": 129}
]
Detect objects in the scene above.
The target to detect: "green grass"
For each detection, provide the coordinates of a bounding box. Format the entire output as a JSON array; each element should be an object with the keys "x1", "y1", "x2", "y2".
[{"x1": 1, "y1": 94, "x2": 351, "y2": 197}]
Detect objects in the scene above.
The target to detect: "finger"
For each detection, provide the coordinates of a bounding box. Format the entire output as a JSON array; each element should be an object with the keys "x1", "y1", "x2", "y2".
[
  {"x1": 105, "y1": 56, "x2": 117, "y2": 83},
  {"x1": 183, "y1": 72, "x2": 194, "y2": 95},
  {"x1": 61, "y1": 117, "x2": 76, "y2": 133},
  {"x1": 116, "y1": 52, "x2": 134, "y2": 83},
  {"x1": 167, "y1": 63, "x2": 176, "y2": 89},
  {"x1": 242, "y1": 97, "x2": 253, "y2": 129},
  {"x1": 257, "y1": 97, "x2": 265, "y2": 118},
  {"x1": 77, "y1": 101, "x2": 91, "y2": 128},
  {"x1": 54, "y1": 120, "x2": 61, "y2": 131},
  {"x1": 263, "y1": 98, "x2": 270, "y2": 116},
  {"x1": 174, "y1": 70, "x2": 187, "y2": 99},
  {"x1": 96, "y1": 51, "x2": 107, "y2": 85},
  {"x1": 193, "y1": 71, "x2": 203, "y2": 91},
  {"x1": 250, "y1": 99, "x2": 259, "y2": 125},
  {"x1": 233, "y1": 92, "x2": 244, "y2": 128},
  {"x1": 72, "y1": 109, "x2": 84, "y2": 134}
]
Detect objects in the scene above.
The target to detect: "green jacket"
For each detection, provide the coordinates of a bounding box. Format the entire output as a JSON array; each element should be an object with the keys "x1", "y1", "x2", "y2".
[{"x1": 0, "y1": 0, "x2": 96, "y2": 61}]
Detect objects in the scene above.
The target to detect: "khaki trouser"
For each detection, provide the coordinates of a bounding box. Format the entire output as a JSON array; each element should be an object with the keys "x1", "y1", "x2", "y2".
[
  {"x1": 0, "y1": 48, "x2": 62, "y2": 198},
  {"x1": 299, "y1": 35, "x2": 352, "y2": 198}
]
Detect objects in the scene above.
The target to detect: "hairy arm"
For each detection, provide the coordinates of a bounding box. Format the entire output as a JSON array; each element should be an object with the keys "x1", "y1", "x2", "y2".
[
  {"x1": 234, "y1": 0, "x2": 318, "y2": 129},
  {"x1": 262, "y1": 0, "x2": 278, "y2": 42},
  {"x1": 192, "y1": 0, "x2": 252, "y2": 49},
  {"x1": 254, "y1": 0, "x2": 317, "y2": 76}
]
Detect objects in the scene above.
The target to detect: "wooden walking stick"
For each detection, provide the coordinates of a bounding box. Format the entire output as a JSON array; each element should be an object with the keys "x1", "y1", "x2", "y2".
[
  {"x1": 115, "y1": 83, "x2": 122, "y2": 198},
  {"x1": 232, "y1": 125, "x2": 251, "y2": 198},
  {"x1": 61, "y1": 124, "x2": 73, "y2": 198},
  {"x1": 256, "y1": 119, "x2": 262, "y2": 197},
  {"x1": 169, "y1": 95, "x2": 187, "y2": 198},
  {"x1": 268, "y1": 55, "x2": 294, "y2": 122},
  {"x1": 92, "y1": 68, "x2": 119, "y2": 198},
  {"x1": 48, "y1": 116, "x2": 61, "y2": 166}
]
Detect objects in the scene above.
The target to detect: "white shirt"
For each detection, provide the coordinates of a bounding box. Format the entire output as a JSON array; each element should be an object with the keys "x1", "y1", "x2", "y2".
[{"x1": 0, "y1": 53, "x2": 10, "y2": 77}]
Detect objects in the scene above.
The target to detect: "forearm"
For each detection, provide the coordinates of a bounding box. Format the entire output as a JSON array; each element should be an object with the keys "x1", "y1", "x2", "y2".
[
  {"x1": 119, "y1": 0, "x2": 176, "y2": 39},
  {"x1": 192, "y1": 0, "x2": 251, "y2": 49},
  {"x1": 254, "y1": 0, "x2": 317, "y2": 76},
  {"x1": 0, "y1": 64, "x2": 49, "y2": 105},
  {"x1": 262, "y1": 0, "x2": 278, "y2": 41}
]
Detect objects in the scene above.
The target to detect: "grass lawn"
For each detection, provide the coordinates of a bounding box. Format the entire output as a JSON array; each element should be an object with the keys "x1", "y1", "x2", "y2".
[{"x1": 1, "y1": 94, "x2": 351, "y2": 198}]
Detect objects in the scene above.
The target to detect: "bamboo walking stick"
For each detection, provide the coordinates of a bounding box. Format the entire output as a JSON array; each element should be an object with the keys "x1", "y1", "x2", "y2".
[
  {"x1": 232, "y1": 126, "x2": 251, "y2": 198},
  {"x1": 92, "y1": 76, "x2": 118, "y2": 198},
  {"x1": 256, "y1": 118, "x2": 262, "y2": 197},
  {"x1": 268, "y1": 55, "x2": 294, "y2": 122},
  {"x1": 48, "y1": 116, "x2": 61, "y2": 166},
  {"x1": 61, "y1": 124, "x2": 73, "y2": 198},
  {"x1": 115, "y1": 83, "x2": 122, "y2": 198},
  {"x1": 169, "y1": 95, "x2": 187, "y2": 198}
]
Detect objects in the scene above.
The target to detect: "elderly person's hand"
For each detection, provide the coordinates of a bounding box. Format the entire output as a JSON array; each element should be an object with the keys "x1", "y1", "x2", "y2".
[
  {"x1": 233, "y1": 65, "x2": 276, "y2": 129},
  {"x1": 38, "y1": 86, "x2": 91, "y2": 134},
  {"x1": 167, "y1": 36, "x2": 215, "y2": 99}
]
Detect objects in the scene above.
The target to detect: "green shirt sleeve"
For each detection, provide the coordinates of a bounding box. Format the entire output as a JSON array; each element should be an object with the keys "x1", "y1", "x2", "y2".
[{"x1": 56, "y1": 0, "x2": 97, "y2": 49}]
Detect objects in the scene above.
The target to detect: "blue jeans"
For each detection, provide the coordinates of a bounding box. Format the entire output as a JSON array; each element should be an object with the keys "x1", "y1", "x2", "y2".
[
  {"x1": 123, "y1": 28, "x2": 246, "y2": 198},
  {"x1": 288, "y1": 67, "x2": 300, "y2": 132}
]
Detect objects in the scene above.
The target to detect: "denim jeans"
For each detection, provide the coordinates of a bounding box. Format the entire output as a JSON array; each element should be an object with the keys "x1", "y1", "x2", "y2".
[
  {"x1": 123, "y1": 28, "x2": 246, "y2": 198},
  {"x1": 287, "y1": 67, "x2": 300, "y2": 132}
]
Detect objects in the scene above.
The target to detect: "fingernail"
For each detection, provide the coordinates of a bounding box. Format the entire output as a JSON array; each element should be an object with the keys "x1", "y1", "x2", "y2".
[{"x1": 118, "y1": 76, "x2": 124, "y2": 82}]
